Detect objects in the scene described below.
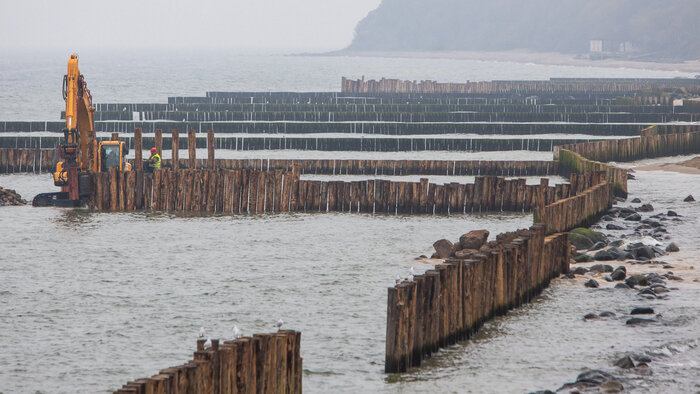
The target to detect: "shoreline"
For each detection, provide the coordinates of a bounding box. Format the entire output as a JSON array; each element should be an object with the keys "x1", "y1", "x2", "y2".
[
  {"x1": 328, "y1": 50, "x2": 700, "y2": 75},
  {"x1": 634, "y1": 156, "x2": 700, "y2": 174}
]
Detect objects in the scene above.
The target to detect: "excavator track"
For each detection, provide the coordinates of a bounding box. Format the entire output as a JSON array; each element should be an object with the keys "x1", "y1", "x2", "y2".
[{"x1": 32, "y1": 192, "x2": 82, "y2": 207}]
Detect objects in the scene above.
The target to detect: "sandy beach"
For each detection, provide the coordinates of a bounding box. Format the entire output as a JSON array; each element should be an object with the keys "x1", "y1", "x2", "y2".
[
  {"x1": 635, "y1": 156, "x2": 700, "y2": 174},
  {"x1": 334, "y1": 50, "x2": 700, "y2": 75}
]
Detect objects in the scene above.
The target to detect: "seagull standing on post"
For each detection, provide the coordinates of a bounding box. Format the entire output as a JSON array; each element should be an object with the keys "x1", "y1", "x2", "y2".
[
  {"x1": 198, "y1": 327, "x2": 206, "y2": 338},
  {"x1": 273, "y1": 319, "x2": 284, "y2": 331},
  {"x1": 233, "y1": 325, "x2": 243, "y2": 339}
]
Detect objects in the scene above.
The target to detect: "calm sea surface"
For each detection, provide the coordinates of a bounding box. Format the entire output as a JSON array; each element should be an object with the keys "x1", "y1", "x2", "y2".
[
  {"x1": 0, "y1": 49, "x2": 693, "y2": 121},
  {"x1": 0, "y1": 53, "x2": 698, "y2": 393}
]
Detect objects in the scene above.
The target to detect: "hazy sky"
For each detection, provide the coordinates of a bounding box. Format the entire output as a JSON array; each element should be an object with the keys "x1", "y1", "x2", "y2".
[{"x1": 0, "y1": 0, "x2": 381, "y2": 52}]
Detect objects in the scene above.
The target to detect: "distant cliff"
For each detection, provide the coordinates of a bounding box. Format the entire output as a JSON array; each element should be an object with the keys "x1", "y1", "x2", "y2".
[{"x1": 347, "y1": 0, "x2": 700, "y2": 61}]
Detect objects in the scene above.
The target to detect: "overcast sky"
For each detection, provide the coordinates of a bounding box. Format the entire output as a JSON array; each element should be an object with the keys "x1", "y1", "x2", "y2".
[{"x1": 0, "y1": 0, "x2": 381, "y2": 52}]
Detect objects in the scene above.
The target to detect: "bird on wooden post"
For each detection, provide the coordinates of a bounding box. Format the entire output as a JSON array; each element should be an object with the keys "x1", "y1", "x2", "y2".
[
  {"x1": 198, "y1": 327, "x2": 206, "y2": 338},
  {"x1": 204, "y1": 338, "x2": 212, "y2": 349},
  {"x1": 273, "y1": 319, "x2": 284, "y2": 331},
  {"x1": 233, "y1": 325, "x2": 243, "y2": 339},
  {"x1": 395, "y1": 275, "x2": 401, "y2": 285}
]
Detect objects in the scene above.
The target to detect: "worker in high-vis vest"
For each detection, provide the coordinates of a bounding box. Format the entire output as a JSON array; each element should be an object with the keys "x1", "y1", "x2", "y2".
[{"x1": 148, "y1": 147, "x2": 161, "y2": 172}]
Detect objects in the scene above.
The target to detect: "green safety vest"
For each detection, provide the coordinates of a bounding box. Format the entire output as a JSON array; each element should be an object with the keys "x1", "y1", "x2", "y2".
[{"x1": 149, "y1": 153, "x2": 161, "y2": 169}]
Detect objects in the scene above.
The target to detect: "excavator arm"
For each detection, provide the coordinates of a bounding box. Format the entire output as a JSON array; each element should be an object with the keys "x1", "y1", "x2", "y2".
[
  {"x1": 33, "y1": 54, "x2": 97, "y2": 206},
  {"x1": 63, "y1": 54, "x2": 96, "y2": 173}
]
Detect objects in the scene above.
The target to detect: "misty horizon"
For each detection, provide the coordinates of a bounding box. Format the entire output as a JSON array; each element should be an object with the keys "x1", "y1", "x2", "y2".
[{"x1": 0, "y1": 0, "x2": 381, "y2": 52}]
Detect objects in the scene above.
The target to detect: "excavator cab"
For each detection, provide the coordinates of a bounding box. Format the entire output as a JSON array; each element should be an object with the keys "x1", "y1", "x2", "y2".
[{"x1": 98, "y1": 141, "x2": 131, "y2": 172}]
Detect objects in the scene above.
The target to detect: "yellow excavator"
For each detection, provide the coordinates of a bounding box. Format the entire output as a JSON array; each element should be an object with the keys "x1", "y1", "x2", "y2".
[{"x1": 33, "y1": 54, "x2": 131, "y2": 207}]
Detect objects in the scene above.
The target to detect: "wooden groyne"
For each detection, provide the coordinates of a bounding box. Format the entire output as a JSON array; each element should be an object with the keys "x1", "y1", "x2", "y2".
[
  {"x1": 0, "y1": 148, "x2": 58, "y2": 174},
  {"x1": 341, "y1": 77, "x2": 700, "y2": 95},
  {"x1": 557, "y1": 149, "x2": 628, "y2": 197},
  {"x1": 385, "y1": 225, "x2": 570, "y2": 373},
  {"x1": 90, "y1": 167, "x2": 301, "y2": 214},
  {"x1": 165, "y1": 158, "x2": 558, "y2": 177},
  {"x1": 560, "y1": 125, "x2": 700, "y2": 163},
  {"x1": 114, "y1": 331, "x2": 301, "y2": 394},
  {"x1": 91, "y1": 168, "x2": 570, "y2": 215},
  {"x1": 384, "y1": 167, "x2": 614, "y2": 373},
  {"x1": 0, "y1": 134, "x2": 601, "y2": 153},
  {"x1": 537, "y1": 181, "x2": 613, "y2": 234}
]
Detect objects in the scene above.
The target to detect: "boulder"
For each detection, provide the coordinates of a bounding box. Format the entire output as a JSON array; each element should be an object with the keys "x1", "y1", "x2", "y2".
[
  {"x1": 432, "y1": 239, "x2": 456, "y2": 259},
  {"x1": 624, "y1": 213, "x2": 642, "y2": 221},
  {"x1": 614, "y1": 355, "x2": 635, "y2": 369},
  {"x1": 609, "y1": 239, "x2": 624, "y2": 247},
  {"x1": 0, "y1": 187, "x2": 27, "y2": 206},
  {"x1": 638, "y1": 204, "x2": 654, "y2": 212},
  {"x1": 610, "y1": 269, "x2": 626, "y2": 281},
  {"x1": 584, "y1": 312, "x2": 599, "y2": 320},
  {"x1": 569, "y1": 232, "x2": 594, "y2": 250},
  {"x1": 684, "y1": 194, "x2": 695, "y2": 202},
  {"x1": 606, "y1": 223, "x2": 624, "y2": 230},
  {"x1": 627, "y1": 243, "x2": 655, "y2": 260},
  {"x1": 631, "y1": 307, "x2": 654, "y2": 315},
  {"x1": 606, "y1": 247, "x2": 628, "y2": 261},
  {"x1": 593, "y1": 250, "x2": 615, "y2": 261},
  {"x1": 459, "y1": 230, "x2": 489, "y2": 250},
  {"x1": 574, "y1": 254, "x2": 593, "y2": 263},
  {"x1": 619, "y1": 207, "x2": 636, "y2": 216},
  {"x1": 614, "y1": 283, "x2": 631, "y2": 289},
  {"x1": 599, "y1": 381, "x2": 624, "y2": 393},
  {"x1": 665, "y1": 243, "x2": 679, "y2": 253},
  {"x1": 666, "y1": 210, "x2": 678, "y2": 217},
  {"x1": 570, "y1": 227, "x2": 607, "y2": 244},
  {"x1": 601, "y1": 215, "x2": 614, "y2": 221},
  {"x1": 557, "y1": 369, "x2": 617, "y2": 391},
  {"x1": 573, "y1": 266, "x2": 589, "y2": 275},
  {"x1": 584, "y1": 279, "x2": 599, "y2": 288},
  {"x1": 631, "y1": 198, "x2": 642, "y2": 203},
  {"x1": 589, "y1": 241, "x2": 607, "y2": 251},
  {"x1": 599, "y1": 311, "x2": 616, "y2": 317}
]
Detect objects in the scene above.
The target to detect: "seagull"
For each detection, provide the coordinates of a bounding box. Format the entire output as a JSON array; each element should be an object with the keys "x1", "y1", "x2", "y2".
[
  {"x1": 198, "y1": 327, "x2": 206, "y2": 338},
  {"x1": 233, "y1": 325, "x2": 243, "y2": 339},
  {"x1": 409, "y1": 267, "x2": 416, "y2": 276},
  {"x1": 204, "y1": 338, "x2": 212, "y2": 349},
  {"x1": 273, "y1": 319, "x2": 284, "y2": 331},
  {"x1": 395, "y1": 275, "x2": 401, "y2": 285},
  {"x1": 408, "y1": 273, "x2": 414, "y2": 282}
]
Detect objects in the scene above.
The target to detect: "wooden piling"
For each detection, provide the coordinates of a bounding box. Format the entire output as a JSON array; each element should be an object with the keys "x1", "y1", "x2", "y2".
[
  {"x1": 188, "y1": 129, "x2": 197, "y2": 170},
  {"x1": 171, "y1": 129, "x2": 179, "y2": 171}
]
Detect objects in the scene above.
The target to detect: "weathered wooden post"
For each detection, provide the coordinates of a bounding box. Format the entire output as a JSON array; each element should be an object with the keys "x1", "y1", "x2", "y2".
[
  {"x1": 171, "y1": 129, "x2": 179, "y2": 170},
  {"x1": 111, "y1": 132, "x2": 119, "y2": 141},
  {"x1": 155, "y1": 129, "x2": 163, "y2": 158},
  {"x1": 134, "y1": 128, "x2": 143, "y2": 171},
  {"x1": 188, "y1": 129, "x2": 197, "y2": 170},
  {"x1": 207, "y1": 129, "x2": 215, "y2": 169}
]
